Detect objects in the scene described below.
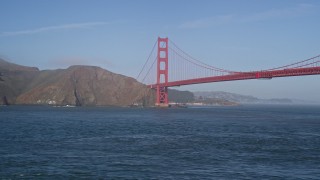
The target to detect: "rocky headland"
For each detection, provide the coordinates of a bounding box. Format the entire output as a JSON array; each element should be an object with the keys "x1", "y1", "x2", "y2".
[{"x1": 0, "y1": 59, "x2": 155, "y2": 106}]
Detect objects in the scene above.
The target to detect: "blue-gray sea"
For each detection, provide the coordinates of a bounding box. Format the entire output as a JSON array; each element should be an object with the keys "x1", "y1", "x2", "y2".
[{"x1": 0, "y1": 105, "x2": 320, "y2": 179}]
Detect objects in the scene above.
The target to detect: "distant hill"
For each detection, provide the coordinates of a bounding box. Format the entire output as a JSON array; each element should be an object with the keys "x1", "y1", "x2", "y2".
[
  {"x1": 0, "y1": 59, "x2": 155, "y2": 106},
  {"x1": 168, "y1": 89, "x2": 194, "y2": 103},
  {"x1": 194, "y1": 91, "x2": 259, "y2": 104},
  {"x1": 193, "y1": 91, "x2": 310, "y2": 104},
  {"x1": 168, "y1": 89, "x2": 238, "y2": 106}
]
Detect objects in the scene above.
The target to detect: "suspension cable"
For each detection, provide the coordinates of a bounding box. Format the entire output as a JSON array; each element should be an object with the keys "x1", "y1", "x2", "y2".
[
  {"x1": 136, "y1": 40, "x2": 157, "y2": 80},
  {"x1": 264, "y1": 54, "x2": 320, "y2": 71},
  {"x1": 169, "y1": 39, "x2": 237, "y2": 73}
]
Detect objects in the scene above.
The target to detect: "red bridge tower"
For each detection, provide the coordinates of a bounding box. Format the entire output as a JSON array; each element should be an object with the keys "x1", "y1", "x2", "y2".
[{"x1": 156, "y1": 37, "x2": 169, "y2": 107}]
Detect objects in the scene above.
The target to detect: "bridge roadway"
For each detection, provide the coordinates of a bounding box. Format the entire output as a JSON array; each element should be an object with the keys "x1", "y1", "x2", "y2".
[{"x1": 149, "y1": 66, "x2": 320, "y2": 88}]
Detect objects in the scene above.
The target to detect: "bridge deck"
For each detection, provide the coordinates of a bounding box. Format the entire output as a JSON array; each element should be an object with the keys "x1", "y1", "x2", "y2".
[{"x1": 149, "y1": 67, "x2": 320, "y2": 88}]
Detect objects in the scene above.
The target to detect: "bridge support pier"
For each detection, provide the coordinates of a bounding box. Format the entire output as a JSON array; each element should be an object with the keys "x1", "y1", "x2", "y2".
[
  {"x1": 155, "y1": 37, "x2": 169, "y2": 107},
  {"x1": 155, "y1": 85, "x2": 169, "y2": 107}
]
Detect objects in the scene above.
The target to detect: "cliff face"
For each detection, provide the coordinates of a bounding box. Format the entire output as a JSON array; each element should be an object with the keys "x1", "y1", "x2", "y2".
[{"x1": 0, "y1": 59, "x2": 155, "y2": 106}]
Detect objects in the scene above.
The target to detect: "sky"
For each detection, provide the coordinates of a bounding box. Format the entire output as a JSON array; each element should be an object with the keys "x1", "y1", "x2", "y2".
[{"x1": 0, "y1": 0, "x2": 320, "y2": 102}]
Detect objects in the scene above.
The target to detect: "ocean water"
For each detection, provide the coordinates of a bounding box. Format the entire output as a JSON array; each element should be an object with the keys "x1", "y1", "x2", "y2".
[{"x1": 0, "y1": 105, "x2": 320, "y2": 179}]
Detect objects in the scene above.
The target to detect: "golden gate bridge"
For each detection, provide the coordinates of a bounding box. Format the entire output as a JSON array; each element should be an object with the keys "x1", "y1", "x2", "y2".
[{"x1": 137, "y1": 37, "x2": 320, "y2": 107}]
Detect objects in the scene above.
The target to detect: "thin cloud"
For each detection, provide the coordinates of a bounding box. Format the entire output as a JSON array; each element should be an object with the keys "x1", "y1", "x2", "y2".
[
  {"x1": 0, "y1": 22, "x2": 109, "y2": 37},
  {"x1": 180, "y1": 15, "x2": 234, "y2": 29},
  {"x1": 180, "y1": 3, "x2": 315, "y2": 29}
]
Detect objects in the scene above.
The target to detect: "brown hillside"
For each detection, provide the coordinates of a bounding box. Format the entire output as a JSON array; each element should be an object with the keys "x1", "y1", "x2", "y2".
[{"x1": 0, "y1": 59, "x2": 155, "y2": 106}]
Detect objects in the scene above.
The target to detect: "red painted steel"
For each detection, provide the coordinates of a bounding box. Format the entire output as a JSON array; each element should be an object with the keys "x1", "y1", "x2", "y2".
[
  {"x1": 150, "y1": 67, "x2": 320, "y2": 88},
  {"x1": 156, "y1": 37, "x2": 169, "y2": 106},
  {"x1": 148, "y1": 37, "x2": 320, "y2": 105}
]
